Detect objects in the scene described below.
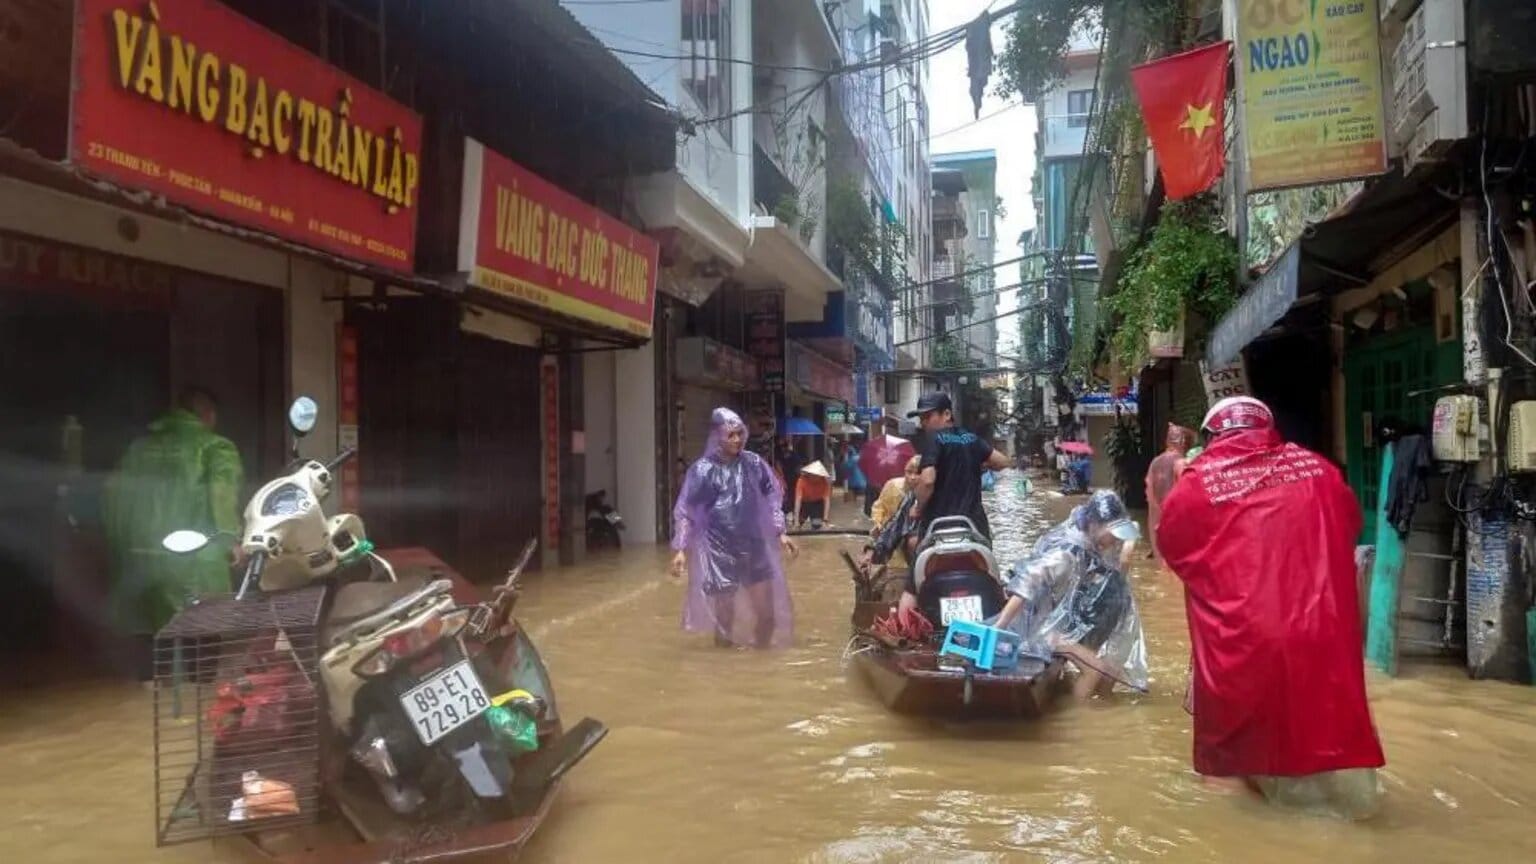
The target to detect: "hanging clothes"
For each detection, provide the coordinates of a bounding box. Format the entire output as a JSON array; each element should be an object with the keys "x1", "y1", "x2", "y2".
[{"x1": 1385, "y1": 434, "x2": 1432, "y2": 537}]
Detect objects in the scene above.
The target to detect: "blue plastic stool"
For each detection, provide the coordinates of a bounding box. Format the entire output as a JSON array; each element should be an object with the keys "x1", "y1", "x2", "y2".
[{"x1": 939, "y1": 619, "x2": 1022, "y2": 671}]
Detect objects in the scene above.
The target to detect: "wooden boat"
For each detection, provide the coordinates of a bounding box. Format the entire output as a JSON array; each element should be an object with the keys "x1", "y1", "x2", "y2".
[
  {"x1": 842, "y1": 550, "x2": 1066, "y2": 720},
  {"x1": 850, "y1": 647, "x2": 1065, "y2": 719},
  {"x1": 237, "y1": 546, "x2": 605, "y2": 864}
]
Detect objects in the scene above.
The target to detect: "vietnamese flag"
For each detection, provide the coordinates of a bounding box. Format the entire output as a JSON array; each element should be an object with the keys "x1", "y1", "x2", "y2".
[{"x1": 1130, "y1": 42, "x2": 1230, "y2": 200}]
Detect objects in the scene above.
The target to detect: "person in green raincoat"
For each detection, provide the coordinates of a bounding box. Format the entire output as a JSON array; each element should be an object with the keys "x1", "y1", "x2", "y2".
[{"x1": 102, "y1": 389, "x2": 244, "y2": 670}]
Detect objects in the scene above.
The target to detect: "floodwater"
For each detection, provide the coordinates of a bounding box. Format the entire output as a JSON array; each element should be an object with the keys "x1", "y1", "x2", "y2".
[{"x1": 4, "y1": 470, "x2": 1536, "y2": 863}]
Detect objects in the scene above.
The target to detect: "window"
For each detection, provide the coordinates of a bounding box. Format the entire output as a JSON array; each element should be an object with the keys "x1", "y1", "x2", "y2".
[
  {"x1": 683, "y1": 0, "x2": 733, "y2": 141},
  {"x1": 884, "y1": 374, "x2": 901, "y2": 405},
  {"x1": 976, "y1": 209, "x2": 990, "y2": 239},
  {"x1": 1067, "y1": 89, "x2": 1094, "y2": 127}
]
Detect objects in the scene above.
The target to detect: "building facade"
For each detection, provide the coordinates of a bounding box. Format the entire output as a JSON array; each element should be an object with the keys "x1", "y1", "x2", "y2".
[{"x1": 0, "y1": 0, "x2": 682, "y2": 666}]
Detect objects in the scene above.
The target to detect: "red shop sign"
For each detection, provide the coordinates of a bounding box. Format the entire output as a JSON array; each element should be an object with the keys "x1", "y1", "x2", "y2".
[
  {"x1": 459, "y1": 139, "x2": 659, "y2": 338},
  {"x1": 70, "y1": 0, "x2": 423, "y2": 271}
]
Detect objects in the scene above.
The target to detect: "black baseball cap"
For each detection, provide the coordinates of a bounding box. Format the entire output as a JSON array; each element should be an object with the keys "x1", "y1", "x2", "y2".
[{"x1": 907, "y1": 391, "x2": 953, "y2": 418}]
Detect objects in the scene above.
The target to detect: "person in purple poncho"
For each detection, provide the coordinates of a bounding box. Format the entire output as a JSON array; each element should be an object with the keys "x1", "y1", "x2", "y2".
[{"x1": 670, "y1": 407, "x2": 798, "y2": 648}]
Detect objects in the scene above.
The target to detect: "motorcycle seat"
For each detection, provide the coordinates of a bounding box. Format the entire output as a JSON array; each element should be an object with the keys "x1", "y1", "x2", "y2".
[{"x1": 324, "y1": 576, "x2": 437, "y2": 646}]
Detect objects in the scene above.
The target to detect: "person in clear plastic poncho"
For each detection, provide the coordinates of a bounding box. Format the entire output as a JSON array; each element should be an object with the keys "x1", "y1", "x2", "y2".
[
  {"x1": 670, "y1": 408, "x2": 798, "y2": 648},
  {"x1": 992, "y1": 490, "x2": 1149, "y2": 698}
]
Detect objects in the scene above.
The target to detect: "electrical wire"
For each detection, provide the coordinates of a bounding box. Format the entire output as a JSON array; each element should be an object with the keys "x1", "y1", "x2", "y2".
[
  {"x1": 1482, "y1": 107, "x2": 1536, "y2": 370},
  {"x1": 673, "y1": 1, "x2": 1022, "y2": 130}
]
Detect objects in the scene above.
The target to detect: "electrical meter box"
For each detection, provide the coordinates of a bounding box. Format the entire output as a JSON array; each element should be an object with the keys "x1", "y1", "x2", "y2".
[
  {"x1": 1507, "y1": 401, "x2": 1536, "y2": 472},
  {"x1": 1431, "y1": 395, "x2": 1483, "y2": 462}
]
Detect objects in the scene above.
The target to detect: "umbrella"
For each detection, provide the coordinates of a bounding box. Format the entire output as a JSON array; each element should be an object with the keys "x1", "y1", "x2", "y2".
[
  {"x1": 828, "y1": 422, "x2": 864, "y2": 436},
  {"x1": 780, "y1": 417, "x2": 824, "y2": 436},
  {"x1": 1059, "y1": 441, "x2": 1094, "y2": 456},
  {"x1": 859, "y1": 433, "x2": 916, "y2": 489}
]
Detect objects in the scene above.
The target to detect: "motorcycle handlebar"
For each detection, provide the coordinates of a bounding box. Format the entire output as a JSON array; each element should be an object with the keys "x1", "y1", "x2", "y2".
[
  {"x1": 236, "y1": 549, "x2": 266, "y2": 601},
  {"x1": 325, "y1": 447, "x2": 357, "y2": 473}
]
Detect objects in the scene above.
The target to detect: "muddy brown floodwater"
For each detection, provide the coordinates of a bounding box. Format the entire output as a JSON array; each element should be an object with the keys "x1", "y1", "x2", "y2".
[{"x1": 3, "y1": 470, "x2": 1535, "y2": 863}]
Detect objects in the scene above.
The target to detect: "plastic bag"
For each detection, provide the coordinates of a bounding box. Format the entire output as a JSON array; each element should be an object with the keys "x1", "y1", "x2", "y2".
[
  {"x1": 228, "y1": 771, "x2": 299, "y2": 821},
  {"x1": 485, "y1": 706, "x2": 539, "y2": 754}
]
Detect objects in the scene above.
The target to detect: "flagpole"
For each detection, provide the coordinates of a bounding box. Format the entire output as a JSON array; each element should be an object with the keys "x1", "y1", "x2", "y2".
[{"x1": 1224, "y1": 0, "x2": 1250, "y2": 289}]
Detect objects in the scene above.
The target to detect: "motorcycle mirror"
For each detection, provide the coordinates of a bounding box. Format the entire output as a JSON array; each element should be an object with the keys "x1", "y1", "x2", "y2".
[
  {"x1": 162, "y1": 529, "x2": 212, "y2": 554},
  {"x1": 288, "y1": 396, "x2": 319, "y2": 437}
]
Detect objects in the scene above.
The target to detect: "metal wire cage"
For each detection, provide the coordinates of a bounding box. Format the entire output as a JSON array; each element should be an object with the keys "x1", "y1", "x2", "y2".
[{"x1": 152, "y1": 585, "x2": 326, "y2": 845}]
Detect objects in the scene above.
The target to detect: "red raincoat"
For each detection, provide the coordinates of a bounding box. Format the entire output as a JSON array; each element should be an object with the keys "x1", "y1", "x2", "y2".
[{"x1": 1157, "y1": 426, "x2": 1385, "y2": 778}]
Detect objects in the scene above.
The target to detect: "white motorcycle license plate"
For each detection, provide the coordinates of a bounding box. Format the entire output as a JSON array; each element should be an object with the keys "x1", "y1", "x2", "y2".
[
  {"x1": 939, "y1": 595, "x2": 984, "y2": 625},
  {"x1": 399, "y1": 660, "x2": 491, "y2": 745}
]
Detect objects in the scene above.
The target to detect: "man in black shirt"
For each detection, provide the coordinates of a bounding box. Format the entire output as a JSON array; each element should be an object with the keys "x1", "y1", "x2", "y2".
[{"x1": 900, "y1": 392, "x2": 1011, "y2": 613}]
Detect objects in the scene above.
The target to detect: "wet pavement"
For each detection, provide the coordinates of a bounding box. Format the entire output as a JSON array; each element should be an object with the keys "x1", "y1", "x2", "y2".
[{"x1": 3, "y1": 470, "x2": 1536, "y2": 862}]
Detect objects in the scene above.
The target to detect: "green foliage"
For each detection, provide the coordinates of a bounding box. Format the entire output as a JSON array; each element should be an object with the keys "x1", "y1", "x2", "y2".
[
  {"x1": 1106, "y1": 199, "x2": 1238, "y2": 370},
  {"x1": 995, "y1": 0, "x2": 1185, "y2": 101},
  {"x1": 827, "y1": 177, "x2": 907, "y2": 280},
  {"x1": 1103, "y1": 419, "x2": 1143, "y2": 501},
  {"x1": 995, "y1": 1, "x2": 1102, "y2": 100},
  {"x1": 767, "y1": 94, "x2": 826, "y2": 246},
  {"x1": 932, "y1": 336, "x2": 969, "y2": 370},
  {"x1": 1247, "y1": 181, "x2": 1360, "y2": 267}
]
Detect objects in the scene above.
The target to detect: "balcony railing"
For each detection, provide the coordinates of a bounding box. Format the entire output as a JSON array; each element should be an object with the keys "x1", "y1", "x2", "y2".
[{"x1": 1041, "y1": 114, "x2": 1090, "y2": 158}]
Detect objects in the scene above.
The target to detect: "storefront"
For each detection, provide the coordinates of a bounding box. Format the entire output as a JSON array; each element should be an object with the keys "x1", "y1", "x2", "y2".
[
  {"x1": 0, "y1": 229, "x2": 289, "y2": 663},
  {"x1": 1207, "y1": 170, "x2": 1472, "y2": 672},
  {"x1": 786, "y1": 340, "x2": 857, "y2": 463},
  {"x1": 785, "y1": 261, "x2": 892, "y2": 444},
  {"x1": 675, "y1": 336, "x2": 760, "y2": 460},
  {"x1": 0, "y1": 0, "x2": 423, "y2": 674},
  {"x1": 398, "y1": 137, "x2": 659, "y2": 571},
  {"x1": 1075, "y1": 388, "x2": 1138, "y2": 495}
]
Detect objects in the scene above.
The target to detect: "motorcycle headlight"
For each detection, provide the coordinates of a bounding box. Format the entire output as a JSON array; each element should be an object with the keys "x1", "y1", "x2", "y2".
[{"x1": 260, "y1": 483, "x2": 311, "y2": 517}]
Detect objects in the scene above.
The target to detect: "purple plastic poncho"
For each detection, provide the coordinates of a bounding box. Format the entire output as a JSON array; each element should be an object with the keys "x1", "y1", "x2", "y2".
[{"x1": 672, "y1": 408, "x2": 794, "y2": 648}]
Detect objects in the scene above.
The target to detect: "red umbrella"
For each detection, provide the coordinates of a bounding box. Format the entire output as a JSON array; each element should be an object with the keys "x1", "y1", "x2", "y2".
[
  {"x1": 860, "y1": 434, "x2": 916, "y2": 489},
  {"x1": 1059, "y1": 441, "x2": 1094, "y2": 456}
]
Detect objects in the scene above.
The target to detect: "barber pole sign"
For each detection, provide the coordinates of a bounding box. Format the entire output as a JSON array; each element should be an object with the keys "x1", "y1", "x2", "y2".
[
  {"x1": 337, "y1": 324, "x2": 360, "y2": 511},
  {"x1": 542, "y1": 361, "x2": 560, "y2": 548}
]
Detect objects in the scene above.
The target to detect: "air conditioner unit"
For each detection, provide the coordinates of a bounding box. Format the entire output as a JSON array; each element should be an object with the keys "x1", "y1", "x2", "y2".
[
  {"x1": 1507, "y1": 401, "x2": 1536, "y2": 473},
  {"x1": 1389, "y1": 0, "x2": 1468, "y2": 175},
  {"x1": 1380, "y1": 0, "x2": 1422, "y2": 27}
]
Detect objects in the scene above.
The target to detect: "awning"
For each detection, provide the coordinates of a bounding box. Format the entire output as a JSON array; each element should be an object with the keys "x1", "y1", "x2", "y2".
[
  {"x1": 1206, "y1": 164, "x2": 1459, "y2": 367},
  {"x1": 1208, "y1": 243, "x2": 1300, "y2": 367},
  {"x1": 779, "y1": 417, "x2": 824, "y2": 436}
]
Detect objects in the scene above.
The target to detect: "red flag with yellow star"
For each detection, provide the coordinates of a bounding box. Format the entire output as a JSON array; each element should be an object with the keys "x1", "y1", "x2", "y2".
[{"x1": 1130, "y1": 42, "x2": 1230, "y2": 200}]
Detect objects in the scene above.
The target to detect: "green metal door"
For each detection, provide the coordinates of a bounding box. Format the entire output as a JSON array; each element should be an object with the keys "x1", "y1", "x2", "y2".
[{"x1": 1344, "y1": 326, "x2": 1461, "y2": 540}]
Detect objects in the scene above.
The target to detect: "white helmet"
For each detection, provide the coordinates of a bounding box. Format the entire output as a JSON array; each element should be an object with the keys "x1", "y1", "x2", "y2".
[{"x1": 1201, "y1": 396, "x2": 1274, "y2": 436}]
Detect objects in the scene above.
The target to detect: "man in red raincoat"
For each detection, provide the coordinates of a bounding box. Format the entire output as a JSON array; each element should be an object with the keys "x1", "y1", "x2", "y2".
[{"x1": 1157, "y1": 397, "x2": 1385, "y2": 818}]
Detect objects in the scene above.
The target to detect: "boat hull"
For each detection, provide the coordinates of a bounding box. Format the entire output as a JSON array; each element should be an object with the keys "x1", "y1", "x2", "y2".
[{"x1": 851, "y1": 647, "x2": 1065, "y2": 719}]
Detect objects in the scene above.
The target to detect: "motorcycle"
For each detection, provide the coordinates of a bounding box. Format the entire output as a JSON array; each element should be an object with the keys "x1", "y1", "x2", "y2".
[
  {"x1": 160, "y1": 397, "x2": 604, "y2": 854},
  {"x1": 584, "y1": 490, "x2": 623, "y2": 550},
  {"x1": 909, "y1": 516, "x2": 1006, "y2": 629}
]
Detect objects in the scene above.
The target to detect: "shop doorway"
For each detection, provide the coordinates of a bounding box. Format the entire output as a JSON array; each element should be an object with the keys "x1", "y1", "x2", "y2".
[
  {"x1": 456, "y1": 333, "x2": 542, "y2": 579},
  {"x1": 0, "y1": 259, "x2": 282, "y2": 676},
  {"x1": 1344, "y1": 325, "x2": 1461, "y2": 540},
  {"x1": 352, "y1": 298, "x2": 543, "y2": 581},
  {"x1": 0, "y1": 290, "x2": 166, "y2": 661}
]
